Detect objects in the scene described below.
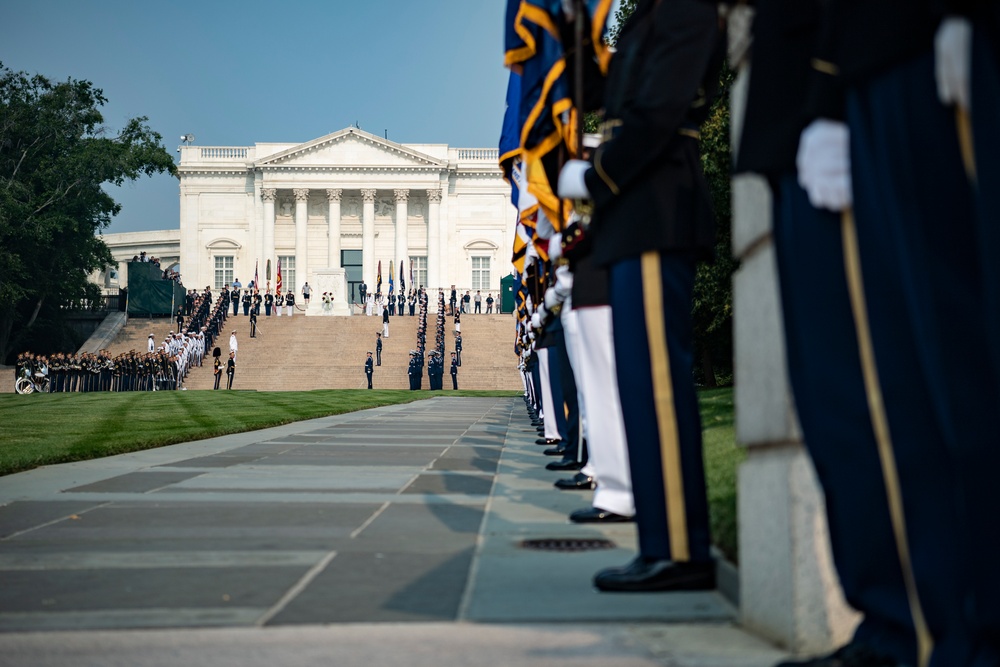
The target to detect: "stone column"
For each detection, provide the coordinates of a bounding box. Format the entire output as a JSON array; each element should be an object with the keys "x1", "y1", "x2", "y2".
[
  {"x1": 326, "y1": 188, "x2": 342, "y2": 269},
  {"x1": 729, "y1": 7, "x2": 859, "y2": 654},
  {"x1": 427, "y1": 188, "x2": 442, "y2": 291},
  {"x1": 361, "y1": 188, "x2": 377, "y2": 288},
  {"x1": 294, "y1": 188, "x2": 310, "y2": 292},
  {"x1": 262, "y1": 188, "x2": 276, "y2": 274},
  {"x1": 394, "y1": 189, "x2": 409, "y2": 282}
]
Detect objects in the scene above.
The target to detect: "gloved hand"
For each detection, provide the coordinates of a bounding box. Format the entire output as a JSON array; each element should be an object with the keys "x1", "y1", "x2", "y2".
[
  {"x1": 558, "y1": 160, "x2": 591, "y2": 199},
  {"x1": 935, "y1": 16, "x2": 972, "y2": 109},
  {"x1": 796, "y1": 119, "x2": 852, "y2": 212},
  {"x1": 544, "y1": 287, "x2": 561, "y2": 312}
]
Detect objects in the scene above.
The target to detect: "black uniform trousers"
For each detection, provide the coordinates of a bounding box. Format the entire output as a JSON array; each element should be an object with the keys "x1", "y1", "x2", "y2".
[
  {"x1": 608, "y1": 250, "x2": 711, "y2": 565},
  {"x1": 774, "y1": 174, "x2": 917, "y2": 662},
  {"x1": 972, "y1": 28, "x2": 1000, "y2": 377},
  {"x1": 846, "y1": 50, "x2": 1000, "y2": 667}
]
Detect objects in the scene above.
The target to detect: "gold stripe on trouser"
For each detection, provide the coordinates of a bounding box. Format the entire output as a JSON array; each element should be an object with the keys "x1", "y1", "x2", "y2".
[
  {"x1": 640, "y1": 251, "x2": 689, "y2": 561},
  {"x1": 840, "y1": 210, "x2": 934, "y2": 667},
  {"x1": 955, "y1": 106, "x2": 977, "y2": 184}
]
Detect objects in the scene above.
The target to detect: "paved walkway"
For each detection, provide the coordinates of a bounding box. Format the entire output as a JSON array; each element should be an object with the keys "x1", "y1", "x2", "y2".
[{"x1": 0, "y1": 397, "x2": 788, "y2": 666}]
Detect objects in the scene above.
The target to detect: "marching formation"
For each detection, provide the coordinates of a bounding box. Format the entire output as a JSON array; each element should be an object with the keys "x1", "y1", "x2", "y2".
[{"x1": 503, "y1": 0, "x2": 999, "y2": 666}]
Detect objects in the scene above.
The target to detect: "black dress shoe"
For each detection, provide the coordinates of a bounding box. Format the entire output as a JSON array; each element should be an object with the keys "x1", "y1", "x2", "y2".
[
  {"x1": 543, "y1": 446, "x2": 567, "y2": 456},
  {"x1": 546, "y1": 458, "x2": 584, "y2": 471},
  {"x1": 554, "y1": 472, "x2": 596, "y2": 490},
  {"x1": 775, "y1": 643, "x2": 898, "y2": 667},
  {"x1": 570, "y1": 507, "x2": 633, "y2": 523},
  {"x1": 535, "y1": 438, "x2": 560, "y2": 446},
  {"x1": 594, "y1": 556, "x2": 715, "y2": 592}
]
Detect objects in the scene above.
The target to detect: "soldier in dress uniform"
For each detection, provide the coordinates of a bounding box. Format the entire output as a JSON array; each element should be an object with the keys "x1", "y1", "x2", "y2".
[
  {"x1": 449, "y1": 352, "x2": 458, "y2": 390},
  {"x1": 212, "y1": 347, "x2": 222, "y2": 389},
  {"x1": 231, "y1": 285, "x2": 241, "y2": 317},
  {"x1": 557, "y1": 0, "x2": 723, "y2": 592},
  {"x1": 454, "y1": 333, "x2": 462, "y2": 367},
  {"x1": 249, "y1": 309, "x2": 257, "y2": 338},
  {"x1": 226, "y1": 351, "x2": 236, "y2": 389},
  {"x1": 365, "y1": 351, "x2": 374, "y2": 389},
  {"x1": 738, "y1": 3, "x2": 1000, "y2": 666},
  {"x1": 241, "y1": 289, "x2": 251, "y2": 316},
  {"x1": 285, "y1": 289, "x2": 295, "y2": 316},
  {"x1": 275, "y1": 290, "x2": 285, "y2": 316},
  {"x1": 264, "y1": 290, "x2": 274, "y2": 316},
  {"x1": 376, "y1": 332, "x2": 382, "y2": 366}
]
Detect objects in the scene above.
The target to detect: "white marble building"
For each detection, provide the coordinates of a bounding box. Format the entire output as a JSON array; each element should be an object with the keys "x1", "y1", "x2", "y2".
[{"x1": 172, "y1": 127, "x2": 513, "y2": 314}]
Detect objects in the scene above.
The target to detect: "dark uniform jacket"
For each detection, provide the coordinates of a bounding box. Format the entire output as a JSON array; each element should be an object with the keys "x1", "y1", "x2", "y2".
[{"x1": 584, "y1": 0, "x2": 725, "y2": 266}]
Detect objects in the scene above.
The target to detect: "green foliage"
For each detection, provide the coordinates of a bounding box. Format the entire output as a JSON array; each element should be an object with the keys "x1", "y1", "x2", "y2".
[
  {"x1": 0, "y1": 63, "x2": 176, "y2": 362},
  {"x1": 693, "y1": 64, "x2": 738, "y2": 387}
]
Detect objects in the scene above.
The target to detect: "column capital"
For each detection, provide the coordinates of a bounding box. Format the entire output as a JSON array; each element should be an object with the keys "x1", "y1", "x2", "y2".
[
  {"x1": 261, "y1": 188, "x2": 277, "y2": 202},
  {"x1": 394, "y1": 188, "x2": 410, "y2": 202},
  {"x1": 426, "y1": 188, "x2": 442, "y2": 203},
  {"x1": 326, "y1": 188, "x2": 343, "y2": 202},
  {"x1": 361, "y1": 188, "x2": 377, "y2": 202},
  {"x1": 293, "y1": 188, "x2": 310, "y2": 202}
]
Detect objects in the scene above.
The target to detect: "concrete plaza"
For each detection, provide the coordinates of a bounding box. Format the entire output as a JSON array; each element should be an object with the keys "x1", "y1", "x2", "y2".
[{"x1": 0, "y1": 396, "x2": 787, "y2": 666}]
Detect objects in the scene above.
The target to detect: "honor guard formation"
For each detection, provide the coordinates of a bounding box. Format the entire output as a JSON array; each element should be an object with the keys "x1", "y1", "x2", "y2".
[{"x1": 502, "y1": 0, "x2": 999, "y2": 666}]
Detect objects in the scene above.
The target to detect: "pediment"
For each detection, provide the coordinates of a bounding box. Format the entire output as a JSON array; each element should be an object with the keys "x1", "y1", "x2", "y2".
[{"x1": 255, "y1": 128, "x2": 446, "y2": 170}]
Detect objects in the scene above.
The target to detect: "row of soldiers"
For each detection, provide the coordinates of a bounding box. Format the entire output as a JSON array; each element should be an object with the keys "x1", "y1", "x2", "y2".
[
  {"x1": 15, "y1": 350, "x2": 183, "y2": 392},
  {"x1": 506, "y1": 1, "x2": 1000, "y2": 666}
]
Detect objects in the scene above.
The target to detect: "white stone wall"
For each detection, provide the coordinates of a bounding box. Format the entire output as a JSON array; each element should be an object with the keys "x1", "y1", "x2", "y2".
[{"x1": 173, "y1": 128, "x2": 517, "y2": 300}]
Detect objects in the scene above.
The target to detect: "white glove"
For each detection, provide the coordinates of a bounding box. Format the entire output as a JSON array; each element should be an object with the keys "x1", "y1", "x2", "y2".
[
  {"x1": 796, "y1": 119, "x2": 852, "y2": 212},
  {"x1": 558, "y1": 160, "x2": 591, "y2": 199},
  {"x1": 530, "y1": 312, "x2": 542, "y2": 329},
  {"x1": 543, "y1": 287, "x2": 561, "y2": 311},
  {"x1": 554, "y1": 264, "x2": 574, "y2": 298},
  {"x1": 935, "y1": 17, "x2": 972, "y2": 109},
  {"x1": 548, "y1": 233, "x2": 563, "y2": 261}
]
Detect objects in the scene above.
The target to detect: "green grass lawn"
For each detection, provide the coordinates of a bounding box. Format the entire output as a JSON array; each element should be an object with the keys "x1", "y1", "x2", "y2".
[
  {"x1": 0, "y1": 386, "x2": 742, "y2": 560},
  {"x1": 698, "y1": 387, "x2": 743, "y2": 562}
]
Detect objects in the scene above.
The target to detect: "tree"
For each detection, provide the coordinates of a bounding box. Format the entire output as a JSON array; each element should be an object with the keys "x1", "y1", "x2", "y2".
[{"x1": 0, "y1": 63, "x2": 176, "y2": 363}]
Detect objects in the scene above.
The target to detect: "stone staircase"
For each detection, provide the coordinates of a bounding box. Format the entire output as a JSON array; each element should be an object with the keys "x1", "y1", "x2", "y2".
[{"x1": 106, "y1": 310, "x2": 522, "y2": 391}]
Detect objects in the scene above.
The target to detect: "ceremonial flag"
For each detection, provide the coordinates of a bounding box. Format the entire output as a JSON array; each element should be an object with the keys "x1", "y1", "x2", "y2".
[
  {"x1": 499, "y1": 70, "x2": 523, "y2": 212},
  {"x1": 399, "y1": 260, "x2": 406, "y2": 293},
  {"x1": 376, "y1": 261, "x2": 382, "y2": 294},
  {"x1": 276, "y1": 258, "x2": 282, "y2": 294},
  {"x1": 409, "y1": 259, "x2": 414, "y2": 289},
  {"x1": 503, "y1": 0, "x2": 613, "y2": 234},
  {"x1": 388, "y1": 262, "x2": 394, "y2": 296},
  {"x1": 266, "y1": 259, "x2": 271, "y2": 282},
  {"x1": 253, "y1": 261, "x2": 259, "y2": 291}
]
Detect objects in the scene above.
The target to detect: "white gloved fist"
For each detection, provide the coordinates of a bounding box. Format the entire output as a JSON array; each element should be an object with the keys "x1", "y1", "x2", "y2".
[
  {"x1": 543, "y1": 287, "x2": 561, "y2": 311},
  {"x1": 796, "y1": 119, "x2": 852, "y2": 212},
  {"x1": 935, "y1": 16, "x2": 972, "y2": 109},
  {"x1": 530, "y1": 312, "x2": 542, "y2": 329},
  {"x1": 558, "y1": 160, "x2": 591, "y2": 199}
]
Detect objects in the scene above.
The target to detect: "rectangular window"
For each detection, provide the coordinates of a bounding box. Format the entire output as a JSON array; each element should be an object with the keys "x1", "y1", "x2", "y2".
[
  {"x1": 279, "y1": 255, "x2": 296, "y2": 294},
  {"x1": 409, "y1": 256, "x2": 428, "y2": 290},
  {"x1": 214, "y1": 256, "x2": 234, "y2": 290},
  {"x1": 471, "y1": 256, "x2": 491, "y2": 291}
]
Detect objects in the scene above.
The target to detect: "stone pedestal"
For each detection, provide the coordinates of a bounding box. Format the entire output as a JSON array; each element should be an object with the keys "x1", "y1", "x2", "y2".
[
  {"x1": 729, "y1": 16, "x2": 860, "y2": 654},
  {"x1": 307, "y1": 268, "x2": 351, "y2": 316}
]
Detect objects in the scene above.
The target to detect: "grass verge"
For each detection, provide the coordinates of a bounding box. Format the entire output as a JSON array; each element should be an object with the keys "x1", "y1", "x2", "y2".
[
  {"x1": 699, "y1": 387, "x2": 743, "y2": 563},
  {"x1": 0, "y1": 390, "x2": 518, "y2": 477}
]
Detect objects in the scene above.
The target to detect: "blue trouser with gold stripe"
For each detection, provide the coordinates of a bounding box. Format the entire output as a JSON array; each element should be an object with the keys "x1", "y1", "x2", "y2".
[
  {"x1": 608, "y1": 251, "x2": 711, "y2": 564},
  {"x1": 847, "y1": 48, "x2": 1000, "y2": 667},
  {"x1": 774, "y1": 175, "x2": 917, "y2": 662}
]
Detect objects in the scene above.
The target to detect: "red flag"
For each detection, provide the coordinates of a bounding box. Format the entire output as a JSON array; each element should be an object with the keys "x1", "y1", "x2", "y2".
[{"x1": 276, "y1": 258, "x2": 282, "y2": 293}]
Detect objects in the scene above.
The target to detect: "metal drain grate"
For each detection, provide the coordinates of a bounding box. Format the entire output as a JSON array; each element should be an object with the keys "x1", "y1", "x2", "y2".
[{"x1": 519, "y1": 538, "x2": 616, "y2": 552}]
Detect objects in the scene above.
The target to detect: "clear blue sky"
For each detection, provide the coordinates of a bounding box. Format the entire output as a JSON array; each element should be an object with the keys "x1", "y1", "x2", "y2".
[{"x1": 3, "y1": 1, "x2": 515, "y2": 234}]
